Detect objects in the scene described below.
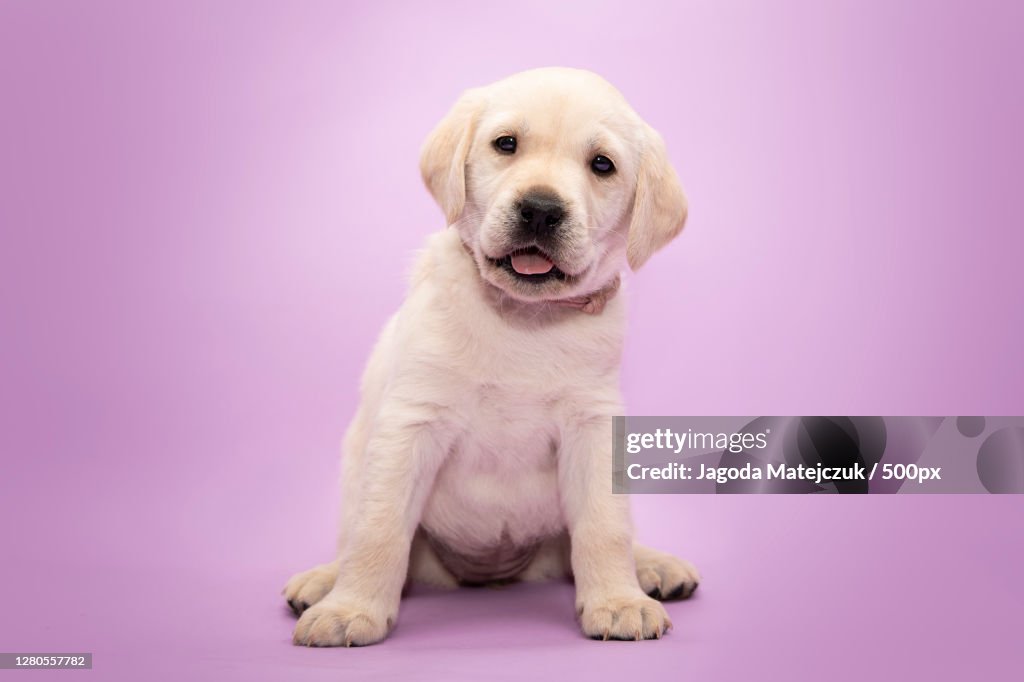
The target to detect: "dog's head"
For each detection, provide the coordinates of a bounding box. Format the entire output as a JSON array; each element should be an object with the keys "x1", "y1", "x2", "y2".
[{"x1": 420, "y1": 67, "x2": 687, "y2": 303}]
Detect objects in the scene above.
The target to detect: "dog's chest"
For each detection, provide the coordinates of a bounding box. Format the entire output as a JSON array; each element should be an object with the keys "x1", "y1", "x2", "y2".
[{"x1": 420, "y1": 381, "x2": 565, "y2": 551}]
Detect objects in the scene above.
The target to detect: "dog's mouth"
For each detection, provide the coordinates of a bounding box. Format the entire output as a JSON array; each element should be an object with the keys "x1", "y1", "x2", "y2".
[{"x1": 488, "y1": 246, "x2": 567, "y2": 283}]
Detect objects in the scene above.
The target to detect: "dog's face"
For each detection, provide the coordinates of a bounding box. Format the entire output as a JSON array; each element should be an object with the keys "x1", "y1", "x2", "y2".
[{"x1": 420, "y1": 68, "x2": 688, "y2": 303}]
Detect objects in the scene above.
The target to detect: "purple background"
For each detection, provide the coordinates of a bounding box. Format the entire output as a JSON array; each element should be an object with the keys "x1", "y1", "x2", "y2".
[{"x1": 2, "y1": 1, "x2": 1022, "y2": 679}]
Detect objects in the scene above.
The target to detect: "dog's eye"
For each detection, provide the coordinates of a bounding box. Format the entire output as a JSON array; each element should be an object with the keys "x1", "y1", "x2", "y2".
[
  {"x1": 591, "y1": 155, "x2": 615, "y2": 175},
  {"x1": 494, "y1": 136, "x2": 517, "y2": 154}
]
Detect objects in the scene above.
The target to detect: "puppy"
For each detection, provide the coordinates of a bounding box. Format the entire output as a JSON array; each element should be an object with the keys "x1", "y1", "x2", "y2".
[{"x1": 285, "y1": 67, "x2": 699, "y2": 646}]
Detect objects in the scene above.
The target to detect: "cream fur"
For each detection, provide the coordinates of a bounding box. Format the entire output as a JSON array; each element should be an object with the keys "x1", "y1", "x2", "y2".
[{"x1": 286, "y1": 68, "x2": 697, "y2": 646}]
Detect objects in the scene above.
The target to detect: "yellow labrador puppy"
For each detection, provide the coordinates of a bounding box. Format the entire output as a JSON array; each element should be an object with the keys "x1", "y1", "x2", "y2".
[{"x1": 285, "y1": 67, "x2": 699, "y2": 646}]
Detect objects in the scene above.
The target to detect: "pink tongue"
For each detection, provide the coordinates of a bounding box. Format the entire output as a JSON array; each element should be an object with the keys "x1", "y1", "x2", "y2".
[{"x1": 511, "y1": 252, "x2": 554, "y2": 275}]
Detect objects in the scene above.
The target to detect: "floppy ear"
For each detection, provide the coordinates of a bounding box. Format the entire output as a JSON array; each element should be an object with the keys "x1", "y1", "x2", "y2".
[
  {"x1": 419, "y1": 89, "x2": 482, "y2": 225},
  {"x1": 626, "y1": 123, "x2": 688, "y2": 270}
]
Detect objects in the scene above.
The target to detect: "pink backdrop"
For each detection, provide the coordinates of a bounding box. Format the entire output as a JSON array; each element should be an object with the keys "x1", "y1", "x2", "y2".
[{"x1": 1, "y1": 1, "x2": 1022, "y2": 680}]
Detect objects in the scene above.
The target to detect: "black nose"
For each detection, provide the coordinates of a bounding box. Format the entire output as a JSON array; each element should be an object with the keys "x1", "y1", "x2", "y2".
[{"x1": 519, "y1": 191, "x2": 565, "y2": 235}]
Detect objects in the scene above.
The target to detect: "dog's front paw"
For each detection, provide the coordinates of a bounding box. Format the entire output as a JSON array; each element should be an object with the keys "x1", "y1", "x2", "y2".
[
  {"x1": 636, "y1": 550, "x2": 700, "y2": 601},
  {"x1": 577, "y1": 593, "x2": 672, "y2": 641},
  {"x1": 292, "y1": 596, "x2": 394, "y2": 647}
]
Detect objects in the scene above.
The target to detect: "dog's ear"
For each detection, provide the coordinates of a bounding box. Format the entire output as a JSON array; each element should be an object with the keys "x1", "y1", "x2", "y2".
[
  {"x1": 420, "y1": 89, "x2": 482, "y2": 225},
  {"x1": 626, "y1": 123, "x2": 688, "y2": 270}
]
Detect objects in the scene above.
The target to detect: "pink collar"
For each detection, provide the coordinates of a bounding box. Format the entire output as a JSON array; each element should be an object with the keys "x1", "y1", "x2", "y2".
[{"x1": 549, "y1": 274, "x2": 620, "y2": 315}]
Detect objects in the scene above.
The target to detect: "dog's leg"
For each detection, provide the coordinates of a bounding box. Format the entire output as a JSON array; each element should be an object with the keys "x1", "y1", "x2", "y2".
[
  {"x1": 559, "y1": 416, "x2": 672, "y2": 640},
  {"x1": 292, "y1": 416, "x2": 451, "y2": 647},
  {"x1": 634, "y1": 544, "x2": 700, "y2": 601}
]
